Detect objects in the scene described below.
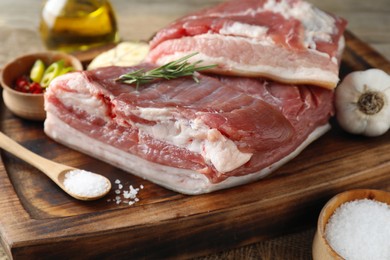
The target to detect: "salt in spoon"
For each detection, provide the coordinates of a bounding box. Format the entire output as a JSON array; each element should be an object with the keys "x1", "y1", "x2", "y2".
[{"x1": 0, "y1": 131, "x2": 111, "y2": 200}]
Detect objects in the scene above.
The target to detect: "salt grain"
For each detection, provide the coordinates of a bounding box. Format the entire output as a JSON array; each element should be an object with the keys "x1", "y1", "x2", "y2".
[
  {"x1": 64, "y1": 169, "x2": 109, "y2": 197},
  {"x1": 325, "y1": 199, "x2": 390, "y2": 260},
  {"x1": 108, "y1": 179, "x2": 143, "y2": 206}
]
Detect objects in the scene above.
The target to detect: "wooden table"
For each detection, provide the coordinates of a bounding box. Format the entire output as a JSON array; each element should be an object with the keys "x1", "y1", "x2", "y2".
[{"x1": 0, "y1": 1, "x2": 389, "y2": 259}]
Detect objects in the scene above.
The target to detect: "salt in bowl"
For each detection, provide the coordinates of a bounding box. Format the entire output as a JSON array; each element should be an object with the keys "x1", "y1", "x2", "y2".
[{"x1": 312, "y1": 189, "x2": 390, "y2": 260}]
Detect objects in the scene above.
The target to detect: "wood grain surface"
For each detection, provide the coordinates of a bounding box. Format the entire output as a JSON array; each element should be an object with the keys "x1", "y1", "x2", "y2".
[{"x1": 0, "y1": 1, "x2": 389, "y2": 259}]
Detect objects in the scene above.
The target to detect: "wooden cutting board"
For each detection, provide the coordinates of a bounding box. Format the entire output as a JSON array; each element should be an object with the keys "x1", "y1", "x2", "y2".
[{"x1": 1, "y1": 31, "x2": 390, "y2": 259}]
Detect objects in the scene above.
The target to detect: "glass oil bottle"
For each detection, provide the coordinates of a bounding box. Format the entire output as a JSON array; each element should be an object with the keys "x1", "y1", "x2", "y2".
[{"x1": 40, "y1": 0, "x2": 119, "y2": 52}]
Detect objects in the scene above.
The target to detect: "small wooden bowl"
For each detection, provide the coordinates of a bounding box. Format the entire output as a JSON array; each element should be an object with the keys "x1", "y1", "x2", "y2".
[
  {"x1": 0, "y1": 51, "x2": 82, "y2": 121},
  {"x1": 312, "y1": 189, "x2": 390, "y2": 259}
]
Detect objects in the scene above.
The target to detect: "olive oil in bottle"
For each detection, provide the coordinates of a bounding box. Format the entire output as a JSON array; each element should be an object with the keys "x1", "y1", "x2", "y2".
[{"x1": 40, "y1": 0, "x2": 119, "y2": 52}]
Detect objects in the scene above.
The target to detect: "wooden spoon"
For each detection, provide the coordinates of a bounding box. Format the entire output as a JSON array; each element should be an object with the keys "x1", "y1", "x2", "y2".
[{"x1": 0, "y1": 131, "x2": 111, "y2": 200}]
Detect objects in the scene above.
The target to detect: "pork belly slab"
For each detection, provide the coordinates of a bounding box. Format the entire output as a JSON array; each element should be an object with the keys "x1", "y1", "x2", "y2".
[
  {"x1": 44, "y1": 65, "x2": 333, "y2": 194},
  {"x1": 146, "y1": 0, "x2": 347, "y2": 89}
]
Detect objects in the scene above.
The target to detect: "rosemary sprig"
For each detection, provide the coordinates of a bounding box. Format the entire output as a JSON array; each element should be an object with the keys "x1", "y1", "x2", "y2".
[{"x1": 116, "y1": 53, "x2": 216, "y2": 88}]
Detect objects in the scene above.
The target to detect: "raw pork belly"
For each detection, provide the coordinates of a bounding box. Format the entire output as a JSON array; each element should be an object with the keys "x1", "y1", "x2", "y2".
[
  {"x1": 44, "y1": 65, "x2": 333, "y2": 194},
  {"x1": 146, "y1": 0, "x2": 347, "y2": 89}
]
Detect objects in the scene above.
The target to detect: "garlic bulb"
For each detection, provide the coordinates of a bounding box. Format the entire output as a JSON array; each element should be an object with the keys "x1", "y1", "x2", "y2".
[{"x1": 335, "y1": 69, "x2": 390, "y2": 137}]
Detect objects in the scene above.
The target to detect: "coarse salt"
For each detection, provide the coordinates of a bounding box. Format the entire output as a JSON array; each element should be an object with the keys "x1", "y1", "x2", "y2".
[
  {"x1": 64, "y1": 169, "x2": 109, "y2": 197},
  {"x1": 325, "y1": 199, "x2": 390, "y2": 260},
  {"x1": 109, "y1": 179, "x2": 143, "y2": 206}
]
